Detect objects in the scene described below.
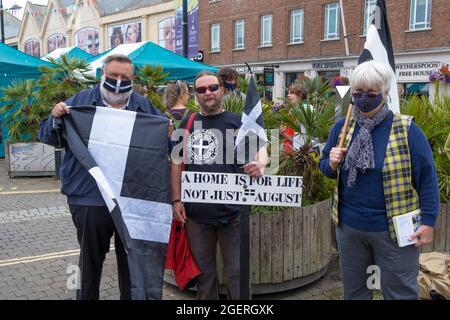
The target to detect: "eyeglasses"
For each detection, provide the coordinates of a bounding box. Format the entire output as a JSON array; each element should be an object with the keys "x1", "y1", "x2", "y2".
[
  {"x1": 352, "y1": 91, "x2": 379, "y2": 98},
  {"x1": 195, "y1": 84, "x2": 220, "y2": 94}
]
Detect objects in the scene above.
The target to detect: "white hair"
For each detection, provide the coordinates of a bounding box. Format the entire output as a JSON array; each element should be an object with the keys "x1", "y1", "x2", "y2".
[{"x1": 351, "y1": 60, "x2": 391, "y2": 95}]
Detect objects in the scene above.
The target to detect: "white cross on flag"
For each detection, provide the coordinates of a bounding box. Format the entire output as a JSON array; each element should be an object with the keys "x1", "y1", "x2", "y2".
[
  {"x1": 234, "y1": 76, "x2": 267, "y2": 164},
  {"x1": 62, "y1": 106, "x2": 173, "y2": 248}
]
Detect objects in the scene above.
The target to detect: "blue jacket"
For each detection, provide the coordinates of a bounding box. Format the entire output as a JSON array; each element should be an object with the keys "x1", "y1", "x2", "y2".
[
  {"x1": 319, "y1": 111, "x2": 440, "y2": 232},
  {"x1": 39, "y1": 85, "x2": 168, "y2": 207}
]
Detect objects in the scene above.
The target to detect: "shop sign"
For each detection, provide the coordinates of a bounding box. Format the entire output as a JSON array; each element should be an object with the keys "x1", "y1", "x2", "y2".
[
  {"x1": 395, "y1": 62, "x2": 442, "y2": 82},
  {"x1": 312, "y1": 60, "x2": 344, "y2": 70}
]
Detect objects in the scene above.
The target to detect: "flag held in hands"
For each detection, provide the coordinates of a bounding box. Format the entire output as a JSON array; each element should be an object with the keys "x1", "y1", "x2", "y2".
[
  {"x1": 234, "y1": 76, "x2": 268, "y2": 164},
  {"x1": 358, "y1": 0, "x2": 399, "y2": 113},
  {"x1": 62, "y1": 106, "x2": 172, "y2": 249}
]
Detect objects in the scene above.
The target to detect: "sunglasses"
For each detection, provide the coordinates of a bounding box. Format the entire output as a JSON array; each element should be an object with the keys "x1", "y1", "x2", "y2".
[
  {"x1": 195, "y1": 84, "x2": 220, "y2": 94},
  {"x1": 352, "y1": 91, "x2": 379, "y2": 98}
]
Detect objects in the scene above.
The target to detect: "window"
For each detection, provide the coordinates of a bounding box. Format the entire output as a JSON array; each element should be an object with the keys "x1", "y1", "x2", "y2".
[
  {"x1": 290, "y1": 9, "x2": 304, "y2": 43},
  {"x1": 363, "y1": 0, "x2": 377, "y2": 35},
  {"x1": 211, "y1": 23, "x2": 220, "y2": 52},
  {"x1": 260, "y1": 15, "x2": 272, "y2": 46},
  {"x1": 409, "y1": 0, "x2": 432, "y2": 30},
  {"x1": 324, "y1": 3, "x2": 340, "y2": 40},
  {"x1": 235, "y1": 19, "x2": 245, "y2": 49}
]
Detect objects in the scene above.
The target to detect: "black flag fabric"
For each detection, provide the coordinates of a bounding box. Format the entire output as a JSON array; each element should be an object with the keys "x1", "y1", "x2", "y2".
[
  {"x1": 62, "y1": 106, "x2": 172, "y2": 247},
  {"x1": 62, "y1": 106, "x2": 172, "y2": 299},
  {"x1": 358, "y1": 0, "x2": 399, "y2": 113},
  {"x1": 234, "y1": 76, "x2": 267, "y2": 164}
]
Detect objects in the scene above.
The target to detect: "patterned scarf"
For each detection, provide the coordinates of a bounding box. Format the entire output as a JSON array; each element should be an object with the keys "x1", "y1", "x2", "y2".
[{"x1": 343, "y1": 104, "x2": 390, "y2": 187}]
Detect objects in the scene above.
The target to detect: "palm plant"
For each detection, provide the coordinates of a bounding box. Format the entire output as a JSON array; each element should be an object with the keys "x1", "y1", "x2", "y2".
[
  {"x1": 401, "y1": 95, "x2": 450, "y2": 202},
  {"x1": 135, "y1": 65, "x2": 170, "y2": 112},
  {"x1": 296, "y1": 76, "x2": 334, "y2": 107},
  {"x1": 276, "y1": 97, "x2": 336, "y2": 205},
  {"x1": 0, "y1": 55, "x2": 95, "y2": 143},
  {"x1": 0, "y1": 79, "x2": 39, "y2": 142},
  {"x1": 37, "y1": 55, "x2": 96, "y2": 106}
]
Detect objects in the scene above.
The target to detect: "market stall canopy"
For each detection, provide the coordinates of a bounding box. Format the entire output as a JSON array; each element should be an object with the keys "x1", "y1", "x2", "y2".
[
  {"x1": 41, "y1": 47, "x2": 93, "y2": 62},
  {"x1": 0, "y1": 43, "x2": 54, "y2": 157},
  {"x1": 86, "y1": 41, "x2": 217, "y2": 82},
  {"x1": 0, "y1": 43, "x2": 54, "y2": 87}
]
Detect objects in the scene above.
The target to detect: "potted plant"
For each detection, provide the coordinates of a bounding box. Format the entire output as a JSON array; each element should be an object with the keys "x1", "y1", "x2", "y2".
[
  {"x1": 429, "y1": 64, "x2": 450, "y2": 99},
  {"x1": 217, "y1": 78, "x2": 337, "y2": 294},
  {"x1": 0, "y1": 55, "x2": 95, "y2": 177}
]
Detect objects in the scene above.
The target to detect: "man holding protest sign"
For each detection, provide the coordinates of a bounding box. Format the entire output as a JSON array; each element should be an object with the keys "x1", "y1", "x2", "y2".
[{"x1": 170, "y1": 71, "x2": 267, "y2": 300}]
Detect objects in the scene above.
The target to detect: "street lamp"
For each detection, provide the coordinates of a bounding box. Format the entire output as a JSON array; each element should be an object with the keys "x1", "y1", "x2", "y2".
[
  {"x1": 182, "y1": 0, "x2": 188, "y2": 58},
  {"x1": 0, "y1": 0, "x2": 5, "y2": 43}
]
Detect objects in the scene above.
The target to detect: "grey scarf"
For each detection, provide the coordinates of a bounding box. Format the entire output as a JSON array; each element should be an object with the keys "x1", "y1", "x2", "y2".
[{"x1": 343, "y1": 104, "x2": 390, "y2": 187}]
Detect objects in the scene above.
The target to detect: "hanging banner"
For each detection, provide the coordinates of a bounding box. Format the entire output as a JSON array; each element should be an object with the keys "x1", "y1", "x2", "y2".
[
  {"x1": 181, "y1": 172, "x2": 303, "y2": 207},
  {"x1": 175, "y1": 0, "x2": 199, "y2": 58}
]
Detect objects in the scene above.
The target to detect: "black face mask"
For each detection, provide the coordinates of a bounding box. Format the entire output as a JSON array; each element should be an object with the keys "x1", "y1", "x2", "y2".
[{"x1": 102, "y1": 76, "x2": 133, "y2": 94}]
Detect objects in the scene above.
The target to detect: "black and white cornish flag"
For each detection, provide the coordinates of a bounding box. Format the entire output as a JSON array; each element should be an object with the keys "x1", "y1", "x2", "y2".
[
  {"x1": 62, "y1": 106, "x2": 172, "y2": 248},
  {"x1": 358, "y1": 0, "x2": 399, "y2": 113},
  {"x1": 234, "y1": 76, "x2": 267, "y2": 164}
]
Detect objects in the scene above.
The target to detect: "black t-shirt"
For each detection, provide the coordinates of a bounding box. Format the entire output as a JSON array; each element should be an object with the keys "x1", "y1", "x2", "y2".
[{"x1": 177, "y1": 111, "x2": 242, "y2": 224}]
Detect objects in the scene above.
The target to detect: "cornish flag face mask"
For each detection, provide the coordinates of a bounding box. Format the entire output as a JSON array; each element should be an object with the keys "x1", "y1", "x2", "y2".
[{"x1": 103, "y1": 76, "x2": 133, "y2": 94}]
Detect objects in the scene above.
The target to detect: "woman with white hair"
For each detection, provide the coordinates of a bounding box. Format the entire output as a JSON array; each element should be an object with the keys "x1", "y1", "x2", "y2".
[{"x1": 319, "y1": 60, "x2": 439, "y2": 300}]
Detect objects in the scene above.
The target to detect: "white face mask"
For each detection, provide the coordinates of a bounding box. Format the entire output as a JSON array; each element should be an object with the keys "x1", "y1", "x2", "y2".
[{"x1": 100, "y1": 75, "x2": 133, "y2": 106}]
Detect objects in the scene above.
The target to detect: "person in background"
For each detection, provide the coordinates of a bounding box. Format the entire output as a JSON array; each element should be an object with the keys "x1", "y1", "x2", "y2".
[
  {"x1": 217, "y1": 67, "x2": 245, "y2": 101},
  {"x1": 319, "y1": 60, "x2": 440, "y2": 300},
  {"x1": 164, "y1": 80, "x2": 190, "y2": 128},
  {"x1": 281, "y1": 82, "x2": 309, "y2": 154}
]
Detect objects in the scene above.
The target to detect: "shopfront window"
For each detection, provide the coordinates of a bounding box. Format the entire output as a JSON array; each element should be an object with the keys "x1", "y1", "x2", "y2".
[
  {"x1": 404, "y1": 82, "x2": 429, "y2": 97},
  {"x1": 256, "y1": 73, "x2": 273, "y2": 100},
  {"x1": 318, "y1": 70, "x2": 340, "y2": 84}
]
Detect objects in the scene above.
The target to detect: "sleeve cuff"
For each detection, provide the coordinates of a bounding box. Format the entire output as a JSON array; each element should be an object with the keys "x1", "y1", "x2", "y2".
[
  {"x1": 421, "y1": 213, "x2": 437, "y2": 228},
  {"x1": 324, "y1": 163, "x2": 338, "y2": 179}
]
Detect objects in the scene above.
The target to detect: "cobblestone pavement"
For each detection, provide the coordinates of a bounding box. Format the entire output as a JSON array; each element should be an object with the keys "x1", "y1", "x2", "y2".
[{"x1": 0, "y1": 159, "x2": 344, "y2": 300}]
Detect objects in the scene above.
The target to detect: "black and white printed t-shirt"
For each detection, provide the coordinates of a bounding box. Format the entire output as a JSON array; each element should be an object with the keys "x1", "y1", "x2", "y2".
[{"x1": 177, "y1": 111, "x2": 242, "y2": 225}]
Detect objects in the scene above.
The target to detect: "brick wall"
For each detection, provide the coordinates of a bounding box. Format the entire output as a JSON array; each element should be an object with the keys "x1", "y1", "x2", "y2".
[{"x1": 199, "y1": 0, "x2": 450, "y2": 66}]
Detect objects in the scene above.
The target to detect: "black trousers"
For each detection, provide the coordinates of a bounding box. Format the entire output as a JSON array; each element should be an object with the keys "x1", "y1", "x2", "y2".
[{"x1": 69, "y1": 205, "x2": 131, "y2": 300}]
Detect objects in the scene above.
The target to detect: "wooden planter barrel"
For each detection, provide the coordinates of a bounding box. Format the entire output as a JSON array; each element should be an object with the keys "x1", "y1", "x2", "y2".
[
  {"x1": 165, "y1": 199, "x2": 332, "y2": 295},
  {"x1": 420, "y1": 203, "x2": 450, "y2": 254}
]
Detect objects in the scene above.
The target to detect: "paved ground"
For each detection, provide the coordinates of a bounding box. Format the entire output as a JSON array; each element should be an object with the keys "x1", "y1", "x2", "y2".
[{"x1": 0, "y1": 158, "x2": 345, "y2": 300}]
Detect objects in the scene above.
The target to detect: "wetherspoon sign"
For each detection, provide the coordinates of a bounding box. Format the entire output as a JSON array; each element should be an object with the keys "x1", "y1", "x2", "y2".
[{"x1": 181, "y1": 171, "x2": 303, "y2": 207}]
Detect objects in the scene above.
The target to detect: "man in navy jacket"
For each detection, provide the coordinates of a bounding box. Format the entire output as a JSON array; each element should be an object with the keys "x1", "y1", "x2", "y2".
[{"x1": 39, "y1": 54, "x2": 168, "y2": 300}]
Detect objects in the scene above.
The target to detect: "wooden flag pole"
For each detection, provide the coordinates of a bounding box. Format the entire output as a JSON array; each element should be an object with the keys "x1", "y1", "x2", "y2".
[{"x1": 338, "y1": 104, "x2": 353, "y2": 148}]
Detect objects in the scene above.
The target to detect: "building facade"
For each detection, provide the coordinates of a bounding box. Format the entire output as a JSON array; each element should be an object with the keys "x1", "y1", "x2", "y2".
[
  {"x1": 199, "y1": 0, "x2": 450, "y2": 101},
  {"x1": 15, "y1": 0, "x2": 177, "y2": 57}
]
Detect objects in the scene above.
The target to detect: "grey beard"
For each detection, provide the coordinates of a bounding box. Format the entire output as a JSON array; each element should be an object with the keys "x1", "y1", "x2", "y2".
[{"x1": 100, "y1": 81, "x2": 132, "y2": 106}]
